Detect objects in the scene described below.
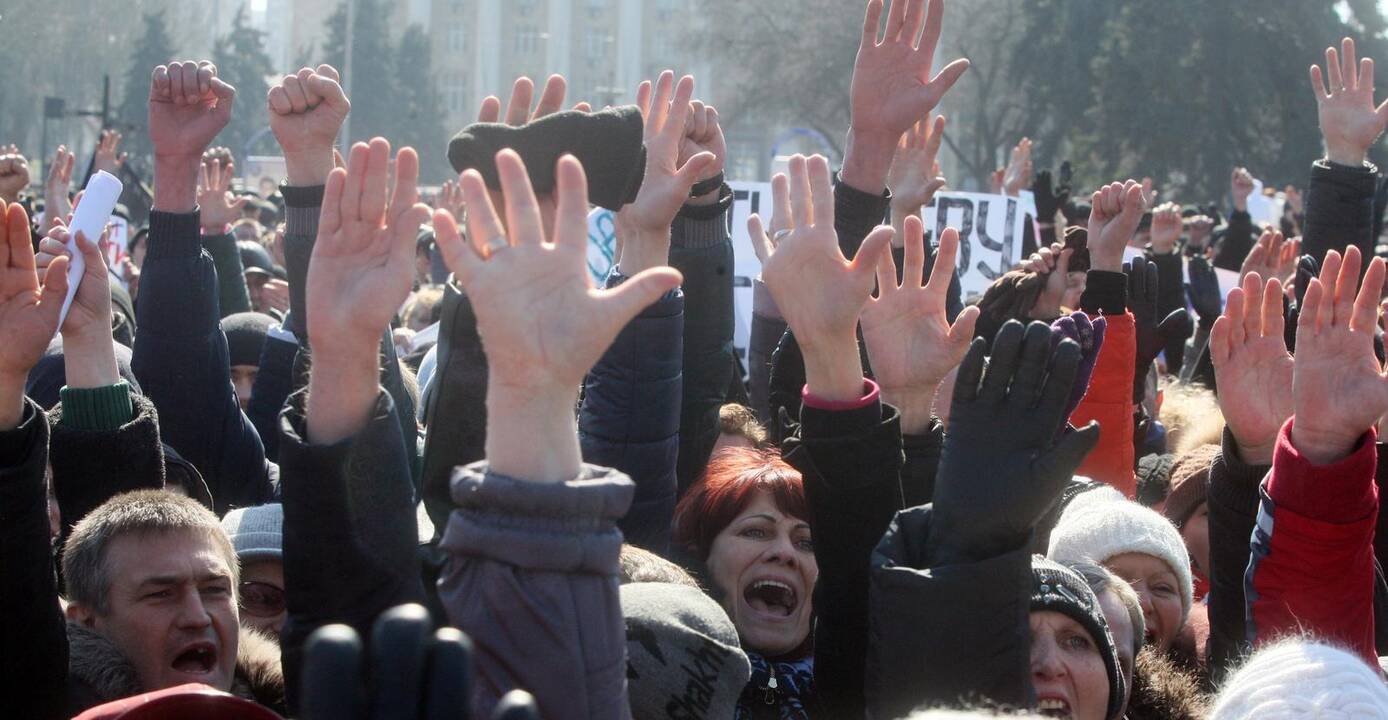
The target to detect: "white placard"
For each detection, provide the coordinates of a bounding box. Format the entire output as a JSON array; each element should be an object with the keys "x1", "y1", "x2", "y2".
[
  {"x1": 62, "y1": 171, "x2": 123, "y2": 327},
  {"x1": 921, "y1": 190, "x2": 1036, "y2": 300}
]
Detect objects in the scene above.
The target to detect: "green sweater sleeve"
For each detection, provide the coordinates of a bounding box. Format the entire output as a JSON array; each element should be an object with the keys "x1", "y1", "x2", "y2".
[{"x1": 58, "y1": 381, "x2": 135, "y2": 431}]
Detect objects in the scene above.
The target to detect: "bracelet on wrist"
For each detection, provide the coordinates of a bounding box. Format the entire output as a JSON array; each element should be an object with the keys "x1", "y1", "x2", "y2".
[{"x1": 689, "y1": 172, "x2": 725, "y2": 198}]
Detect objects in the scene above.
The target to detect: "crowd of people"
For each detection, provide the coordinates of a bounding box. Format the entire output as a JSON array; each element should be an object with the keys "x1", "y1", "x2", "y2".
[{"x1": 6, "y1": 0, "x2": 1388, "y2": 717}]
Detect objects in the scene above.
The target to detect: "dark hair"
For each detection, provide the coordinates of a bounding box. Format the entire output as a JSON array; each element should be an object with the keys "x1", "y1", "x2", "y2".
[
  {"x1": 619, "y1": 544, "x2": 700, "y2": 587},
  {"x1": 671, "y1": 447, "x2": 806, "y2": 562}
]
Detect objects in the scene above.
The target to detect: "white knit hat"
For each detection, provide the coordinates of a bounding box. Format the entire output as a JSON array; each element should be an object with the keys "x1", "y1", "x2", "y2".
[
  {"x1": 1047, "y1": 494, "x2": 1193, "y2": 620},
  {"x1": 1211, "y1": 639, "x2": 1388, "y2": 719}
]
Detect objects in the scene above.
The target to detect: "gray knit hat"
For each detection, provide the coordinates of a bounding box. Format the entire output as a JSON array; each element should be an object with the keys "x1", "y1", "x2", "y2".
[
  {"x1": 621, "y1": 582, "x2": 751, "y2": 720},
  {"x1": 220, "y1": 503, "x2": 283, "y2": 562}
]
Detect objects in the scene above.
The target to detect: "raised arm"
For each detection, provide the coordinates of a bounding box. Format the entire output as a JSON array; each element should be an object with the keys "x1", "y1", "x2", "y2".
[
  {"x1": 432, "y1": 150, "x2": 679, "y2": 719},
  {"x1": 130, "y1": 60, "x2": 273, "y2": 514},
  {"x1": 278, "y1": 138, "x2": 431, "y2": 713}
]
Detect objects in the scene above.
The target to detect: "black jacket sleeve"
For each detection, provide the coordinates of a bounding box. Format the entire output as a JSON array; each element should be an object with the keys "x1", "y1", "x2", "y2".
[
  {"x1": 201, "y1": 230, "x2": 251, "y2": 318},
  {"x1": 900, "y1": 421, "x2": 944, "y2": 508},
  {"x1": 579, "y1": 278, "x2": 683, "y2": 555},
  {"x1": 1147, "y1": 249, "x2": 1188, "y2": 375},
  {"x1": 420, "y1": 284, "x2": 490, "y2": 533},
  {"x1": 1302, "y1": 159, "x2": 1378, "y2": 270},
  {"x1": 0, "y1": 400, "x2": 68, "y2": 720},
  {"x1": 48, "y1": 394, "x2": 167, "y2": 542},
  {"x1": 131, "y1": 210, "x2": 274, "y2": 515},
  {"x1": 867, "y1": 506, "x2": 1033, "y2": 719},
  {"x1": 1206, "y1": 428, "x2": 1268, "y2": 679},
  {"x1": 748, "y1": 278, "x2": 786, "y2": 425},
  {"x1": 246, "y1": 331, "x2": 298, "y2": 463},
  {"x1": 783, "y1": 394, "x2": 904, "y2": 720},
  {"x1": 669, "y1": 187, "x2": 736, "y2": 492},
  {"x1": 1212, "y1": 209, "x2": 1255, "y2": 272},
  {"x1": 277, "y1": 387, "x2": 426, "y2": 714}
]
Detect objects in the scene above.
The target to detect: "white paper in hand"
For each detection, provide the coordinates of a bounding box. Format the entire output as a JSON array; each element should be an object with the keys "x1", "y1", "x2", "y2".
[{"x1": 60, "y1": 171, "x2": 123, "y2": 328}]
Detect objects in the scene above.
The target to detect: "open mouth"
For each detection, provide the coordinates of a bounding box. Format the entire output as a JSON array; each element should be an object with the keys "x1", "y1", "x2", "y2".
[
  {"x1": 743, "y1": 579, "x2": 798, "y2": 618},
  {"x1": 1037, "y1": 697, "x2": 1072, "y2": 718},
  {"x1": 171, "y1": 642, "x2": 217, "y2": 675}
]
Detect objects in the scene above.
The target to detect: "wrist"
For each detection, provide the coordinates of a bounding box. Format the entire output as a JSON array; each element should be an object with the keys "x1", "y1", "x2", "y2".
[
  {"x1": 1091, "y1": 251, "x2": 1123, "y2": 273},
  {"x1": 485, "y1": 383, "x2": 583, "y2": 483},
  {"x1": 305, "y1": 350, "x2": 381, "y2": 445},
  {"x1": 614, "y1": 228, "x2": 670, "y2": 274},
  {"x1": 61, "y1": 338, "x2": 120, "y2": 388},
  {"x1": 799, "y1": 329, "x2": 866, "y2": 403},
  {"x1": 840, "y1": 128, "x2": 898, "y2": 194},
  {"x1": 1232, "y1": 197, "x2": 1249, "y2": 212},
  {"x1": 153, "y1": 155, "x2": 201, "y2": 213},
  {"x1": 1232, "y1": 435, "x2": 1277, "y2": 467},
  {"x1": 283, "y1": 148, "x2": 336, "y2": 186},
  {"x1": 0, "y1": 372, "x2": 26, "y2": 431},
  {"x1": 1326, "y1": 145, "x2": 1369, "y2": 167},
  {"x1": 1290, "y1": 421, "x2": 1360, "y2": 466},
  {"x1": 880, "y1": 386, "x2": 937, "y2": 435}
]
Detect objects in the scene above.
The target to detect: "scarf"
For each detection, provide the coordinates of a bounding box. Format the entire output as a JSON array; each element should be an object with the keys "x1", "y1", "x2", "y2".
[{"x1": 735, "y1": 654, "x2": 813, "y2": 720}]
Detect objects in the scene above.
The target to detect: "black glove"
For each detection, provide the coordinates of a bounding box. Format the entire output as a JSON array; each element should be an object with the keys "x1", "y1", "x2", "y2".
[
  {"x1": 1185, "y1": 255, "x2": 1222, "y2": 328},
  {"x1": 1126, "y1": 256, "x2": 1191, "y2": 403},
  {"x1": 1033, "y1": 169, "x2": 1071, "y2": 222},
  {"x1": 927, "y1": 320, "x2": 1101, "y2": 564},
  {"x1": 1295, "y1": 254, "x2": 1319, "y2": 307},
  {"x1": 301, "y1": 604, "x2": 472, "y2": 720}
]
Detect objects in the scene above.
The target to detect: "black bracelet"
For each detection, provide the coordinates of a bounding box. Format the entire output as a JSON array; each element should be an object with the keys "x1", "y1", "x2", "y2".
[{"x1": 689, "y1": 172, "x2": 724, "y2": 198}]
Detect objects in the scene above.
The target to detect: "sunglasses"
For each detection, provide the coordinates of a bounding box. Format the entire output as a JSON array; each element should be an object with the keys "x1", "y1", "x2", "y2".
[{"x1": 239, "y1": 580, "x2": 285, "y2": 618}]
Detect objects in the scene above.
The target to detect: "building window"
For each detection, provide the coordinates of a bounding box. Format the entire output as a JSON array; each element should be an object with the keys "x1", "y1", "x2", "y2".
[
  {"x1": 515, "y1": 26, "x2": 540, "y2": 54},
  {"x1": 445, "y1": 74, "x2": 468, "y2": 114},
  {"x1": 584, "y1": 31, "x2": 611, "y2": 60},
  {"x1": 448, "y1": 25, "x2": 466, "y2": 53},
  {"x1": 452, "y1": 0, "x2": 466, "y2": 15},
  {"x1": 517, "y1": 0, "x2": 537, "y2": 15}
]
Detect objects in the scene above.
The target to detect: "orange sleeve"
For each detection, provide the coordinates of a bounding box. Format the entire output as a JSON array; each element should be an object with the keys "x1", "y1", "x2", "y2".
[{"x1": 1069, "y1": 312, "x2": 1136, "y2": 497}]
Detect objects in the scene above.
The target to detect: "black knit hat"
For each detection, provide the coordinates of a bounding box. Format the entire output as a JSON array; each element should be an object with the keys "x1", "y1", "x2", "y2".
[
  {"x1": 221, "y1": 312, "x2": 275, "y2": 368},
  {"x1": 1031, "y1": 556, "x2": 1125, "y2": 720},
  {"x1": 447, "y1": 106, "x2": 647, "y2": 211}
]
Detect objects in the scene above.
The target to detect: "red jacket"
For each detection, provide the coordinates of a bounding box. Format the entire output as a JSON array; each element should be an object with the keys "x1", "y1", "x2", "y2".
[
  {"x1": 1070, "y1": 312, "x2": 1136, "y2": 497},
  {"x1": 1247, "y1": 418, "x2": 1378, "y2": 666}
]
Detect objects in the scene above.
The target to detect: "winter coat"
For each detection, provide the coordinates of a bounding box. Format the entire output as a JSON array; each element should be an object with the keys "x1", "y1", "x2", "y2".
[
  {"x1": 1302, "y1": 159, "x2": 1379, "y2": 270},
  {"x1": 420, "y1": 284, "x2": 490, "y2": 533},
  {"x1": 437, "y1": 461, "x2": 635, "y2": 720},
  {"x1": 579, "y1": 273, "x2": 684, "y2": 555},
  {"x1": 1070, "y1": 305, "x2": 1137, "y2": 496}
]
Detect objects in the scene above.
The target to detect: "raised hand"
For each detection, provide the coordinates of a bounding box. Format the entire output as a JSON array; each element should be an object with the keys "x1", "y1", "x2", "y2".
[
  {"x1": 268, "y1": 65, "x2": 350, "y2": 186},
  {"x1": 614, "y1": 72, "x2": 715, "y2": 273},
  {"x1": 1185, "y1": 214, "x2": 1215, "y2": 253},
  {"x1": 1050, "y1": 311, "x2": 1106, "y2": 422},
  {"x1": 34, "y1": 221, "x2": 112, "y2": 341},
  {"x1": 862, "y1": 219, "x2": 979, "y2": 432},
  {"x1": 1210, "y1": 272, "x2": 1293, "y2": 465},
  {"x1": 1001, "y1": 137, "x2": 1032, "y2": 197},
  {"x1": 887, "y1": 114, "x2": 947, "y2": 219},
  {"x1": 1023, "y1": 242, "x2": 1080, "y2": 319},
  {"x1": 751, "y1": 154, "x2": 893, "y2": 400},
  {"x1": 93, "y1": 129, "x2": 128, "y2": 176},
  {"x1": 1230, "y1": 167, "x2": 1255, "y2": 212},
  {"x1": 1087, "y1": 180, "x2": 1147, "y2": 271},
  {"x1": 476, "y1": 74, "x2": 584, "y2": 126},
  {"x1": 43, "y1": 145, "x2": 75, "y2": 230},
  {"x1": 842, "y1": 0, "x2": 970, "y2": 191},
  {"x1": 1240, "y1": 229, "x2": 1298, "y2": 286},
  {"x1": 929, "y1": 320, "x2": 1100, "y2": 563},
  {"x1": 150, "y1": 61, "x2": 236, "y2": 212},
  {"x1": 679, "y1": 99, "x2": 727, "y2": 199},
  {"x1": 1186, "y1": 255, "x2": 1223, "y2": 328},
  {"x1": 436, "y1": 178, "x2": 466, "y2": 219},
  {"x1": 434, "y1": 150, "x2": 681, "y2": 482},
  {"x1": 1149, "y1": 202, "x2": 1182, "y2": 254},
  {"x1": 1032, "y1": 168, "x2": 1071, "y2": 224},
  {"x1": 197, "y1": 158, "x2": 248, "y2": 232},
  {"x1": 750, "y1": 173, "x2": 791, "y2": 268},
  {"x1": 1311, "y1": 37, "x2": 1388, "y2": 167},
  {"x1": 0, "y1": 148, "x2": 29, "y2": 203},
  {"x1": 1291, "y1": 246, "x2": 1388, "y2": 464},
  {"x1": 1127, "y1": 255, "x2": 1191, "y2": 399},
  {"x1": 0, "y1": 203, "x2": 68, "y2": 428}
]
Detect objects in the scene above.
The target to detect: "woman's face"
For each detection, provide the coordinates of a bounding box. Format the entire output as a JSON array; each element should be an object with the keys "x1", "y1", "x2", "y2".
[
  {"x1": 1105, "y1": 552, "x2": 1184, "y2": 651},
  {"x1": 1180, "y1": 503, "x2": 1210, "y2": 580},
  {"x1": 1030, "y1": 610, "x2": 1110, "y2": 720},
  {"x1": 705, "y1": 490, "x2": 817, "y2": 656},
  {"x1": 1095, "y1": 589, "x2": 1135, "y2": 709}
]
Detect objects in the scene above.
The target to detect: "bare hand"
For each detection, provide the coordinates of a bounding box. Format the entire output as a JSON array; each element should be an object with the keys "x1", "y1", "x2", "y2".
[
  {"x1": 1185, "y1": 214, "x2": 1215, "y2": 250},
  {"x1": 44, "y1": 145, "x2": 75, "y2": 229},
  {"x1": 1002, "y1": 137, "x2": 1032, "y2": 197},
  {"x1": 268, "y1": 65, "x2": 349, "y2": 186},
  {"x1": 1087, "y1": 180, "x2": 1146, "y2": 271},
  {"x1": 1291, "y1": 246, "x2": 1388, "y2": 464},
  {"x1": 1210, "y1": 272, "x2": 1293, "y2": 465},
  {"x1": 862, "y1": 218, "x2": 979, "y2": 431},
  {"x1": 1240, "y1": 229, "x2": 1298, "y2": 287},
  {"x1": 1311, "y1": 37, "x2": 1388, "y2": 167},
  {"x1": 887, "y1": 115, "x2": 947, "y2": 213},
  {"x1": 435, "y1": 178, "x2": 466, "y2": 219},
  {"x1": 842, "y1": 0, "x2": 969, "y2": 191},
  {"x1": 0, "y1": 203, "x2": 68, "y2": 427},
  {"x1": 476, "y1": 74, "x2": 585, "y2": 126},
  {"x1": 680, "y1": 99, "x2": 727, "y2": 190},
  {"x1": 198, "y1": 159, "x2": 248, "y2": 231},
  {"x1": 35, "y1": 220, "x2": 112, "y2": 341},
  {"x1": 259, "y1": 278, "x2": 290, "y2": 315},
  {"x1": 92, "y1": 130, "x2": 127, "y2": 176},
  {"x1": 149, "y1": 61, "x2": 236, "y2": 159},
  {"x1": 0, "y1": 149, "x2": 29, "y2": 203},
  {"x1": 1024, "y1": 243, "x2": 1077, "y2": 319},
  {"x1": 1230, "y1": 167, "x2": 1255, "y2": 211},
  {"x1": 1149, "y1": 202, "x2": 1182, "y2": 254}
]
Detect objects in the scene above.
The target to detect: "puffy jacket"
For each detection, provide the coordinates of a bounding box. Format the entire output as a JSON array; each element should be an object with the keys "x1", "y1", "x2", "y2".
[
  {"x1": 1070, "y1": 311, "x2": 1136, "y2": 496},
  {"x1": 579, "y1": 274, "x2": 683, "y2": 555}
]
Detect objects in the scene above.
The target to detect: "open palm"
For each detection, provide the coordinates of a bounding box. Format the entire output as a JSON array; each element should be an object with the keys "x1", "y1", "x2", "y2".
[
  {"x1": 1210, "y1": 272, "x2": 1293, "y2": 461},
  {"x1": 1312, "y1": 37, "x2": 1388, "y2": 165},
  {"x1": 0, "y1": 203, "x2": 66, "y2": 381},
  {"x1": 850, "y1": 0, "x2": 969, "y2": 140},
  {"x1": 307, "y1": 138, "x2": 431, "y2": 355}
]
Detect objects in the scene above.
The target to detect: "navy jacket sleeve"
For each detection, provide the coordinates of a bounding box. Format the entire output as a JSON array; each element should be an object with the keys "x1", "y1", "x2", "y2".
[
  {"x1": 579, "y1": 273, "x2": 683, "y2": 555},
  {"x1": 131, "y1": 210, "x2": 274, "y2": 515},
  {"x1": 278, "y1": 387, "x2": 426, "y2": 714},
  {"x1": 246, "y1": 332, "x2": 298, "y2": 463},
  {"x1": 1302, "y1": 159, "x2": 1378, "y2": 270},
  {"x1": 669, "y1": 186, "x2": 735, "y2": 492},
  {"x1": 201, "y1": 230, "x2": 251, "y2": 318},
  {"x1": 0, "y1": 400, "x2": 67, "y2": 720}
]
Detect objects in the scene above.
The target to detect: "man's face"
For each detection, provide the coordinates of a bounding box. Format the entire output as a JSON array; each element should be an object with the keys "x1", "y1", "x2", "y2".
[
  {"x1": 230, "y1": 365, "x2": 258, "y2": 411},
  {"x1": 70, "y1": 530, "x2": 239, "y2": 692},
  {"x1": 245, "y1": 272, "x2": 269, "y2": 311}
]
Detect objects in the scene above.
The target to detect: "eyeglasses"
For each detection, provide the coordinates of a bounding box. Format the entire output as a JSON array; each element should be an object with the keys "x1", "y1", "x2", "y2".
[{"x1": 239, "y1": 581, "x2": 285, "y2": 618}]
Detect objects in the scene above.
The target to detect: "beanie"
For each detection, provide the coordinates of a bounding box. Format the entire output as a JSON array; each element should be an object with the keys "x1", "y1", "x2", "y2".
[
  {"x1": 220, "y1": 503, "x2": 283, "y2": 562},
  {"x1": 622, "y1": 582, "x2": 751, "y2": 720},
  {"x1": 220, "y1": 312, "x2": 275, "y2": 368},
  {"x1": 237, "y1": 240, "x2": 276, "y2": 276},
  {"x1": 25, "y1": 338, "x2": 142, "y2": 411},
  {"x1": 1210, "y1": 639, "x2": 1388, "y2": 719},
  {"x1": 1135, "y1": 453, "x2": 1175, "y2": 508},
  {"x1": 1032, "y1": 557, "x2": 1125, "y2": 720},
  {"x1": 1048, "y1": 496, "x2": 1193, "y2": 622},
  {"x1": 448, "y1": 106, "x2": 646, "y2": 211},
  {"x1": 1164, "y1": 444, "x2": 1219, "y2": 530},
  {"x1": 72, "y1": 683, "x2": 281, "y2": 720}
]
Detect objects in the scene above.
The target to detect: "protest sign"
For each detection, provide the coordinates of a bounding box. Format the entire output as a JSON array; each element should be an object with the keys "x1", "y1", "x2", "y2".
[{"x1": 921, "y1": 191, "x2": 1035, "y2": 300}]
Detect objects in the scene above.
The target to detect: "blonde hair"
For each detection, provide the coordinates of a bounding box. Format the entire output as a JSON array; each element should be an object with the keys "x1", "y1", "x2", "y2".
[{"x1": 1160, "y1": 383, "x2": 1224, "y2": 456}]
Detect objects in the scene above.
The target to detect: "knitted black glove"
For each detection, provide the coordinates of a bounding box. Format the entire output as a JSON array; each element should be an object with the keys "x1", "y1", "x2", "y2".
[
  {"x1": 301, "y1": 604, "x2": 472, "y2": 720},
  {"x1": 1185, "y1": 255, "x2": 1223, "y2": 329},
  {"x1": 1033, "y1": 169, "x2": 1071, "y2": 222},
  {"x1": 1286, "y1": 254, "x2": 1320, "y2": 354},
  {"x1": 927, "y1": 320, "x2": 1101, "y2": 564},
  {"x1": 1127, "y1": 256, "x2": 1191, "y2": 403},
  {"x1": 1294, "y1": 254, "x2": 1319, "y2": 307}
]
